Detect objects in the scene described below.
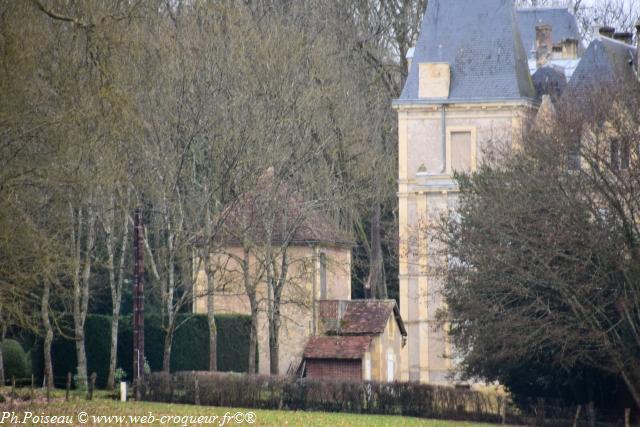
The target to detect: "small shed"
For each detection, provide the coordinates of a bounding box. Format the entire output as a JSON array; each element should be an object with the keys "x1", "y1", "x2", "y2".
[{"x1": 302, "y1": 299, "x2": 407, "y2": 382}]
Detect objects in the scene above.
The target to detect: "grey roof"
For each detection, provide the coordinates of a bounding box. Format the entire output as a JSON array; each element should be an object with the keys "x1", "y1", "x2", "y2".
[
  {"x1": 397, "y1": 0, "x2": 535, "y2": 103},
  {"x1": 569, "y1": 36, "x2": 637, "y2": 90},
  {"x1": 516, "y1": 8, "x2": 581, "y2": 59},
  {"x1": 532, "y1": 66, "x2": 567, "y2": 100}
]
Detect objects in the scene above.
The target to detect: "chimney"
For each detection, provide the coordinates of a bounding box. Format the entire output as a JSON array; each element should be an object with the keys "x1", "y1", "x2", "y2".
[
  {"x1": 406, "y1": 47, "x2": 415, "y2": 72},
  {"x1": 599, "y1": 26, "x2": 615, "y2": 38},
  {"x1": 561, "y1": 38, "x2": 579, "y2": 59},
  {"x1": 613, "y1": 32, "x2": 633, "y2": 45},
  {"x1": 536, "y1": 24, "x2": 553, "y2": 68}
]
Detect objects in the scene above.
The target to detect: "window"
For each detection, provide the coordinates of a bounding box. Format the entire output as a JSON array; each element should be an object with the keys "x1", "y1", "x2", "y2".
[
  {"x1": 621, "y1": 141, "x2": 630, "y2": 170},
  {"x1": 446, "y1": 127, "x2": 476, "y2": 174},
  {"x1": 568, "y1": 141, "x2": 581, "y2": 171},
  {"x1": 610, "y1": 139, "x2": 629, "y2": 171},
  {"x1": 611, "y1": 139, "x2": 620, "y2": 170},
  {"x1": 386, "y1": 349, "x2": 395, "y2": 382},
  {"x1": 450, "y1": 131, "x2": 472, "y2": 172},
  {"x1": 320, "y1": 252, "x2": 327, "y2": 299},
  {"x1": 364, "y1": 356, "x2": 371, "y2": 381}
]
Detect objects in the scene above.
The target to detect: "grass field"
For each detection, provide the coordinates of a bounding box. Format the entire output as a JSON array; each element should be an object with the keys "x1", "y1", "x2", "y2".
[{"x1": 1, "y1": 389, "x2": 497, "y2": 426}]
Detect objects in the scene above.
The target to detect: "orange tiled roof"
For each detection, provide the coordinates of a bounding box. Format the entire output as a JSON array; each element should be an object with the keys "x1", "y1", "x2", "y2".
[{"x1": 303, "y1": 335, "x2": 372, "y2": 359}]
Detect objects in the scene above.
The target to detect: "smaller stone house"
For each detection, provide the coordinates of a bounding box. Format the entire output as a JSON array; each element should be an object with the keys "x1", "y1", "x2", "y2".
[
  {"x1": 193, "y1": 178, "x2": 353, "y2": 376},
  {"x1": 302, "y1": 300, "x2": 407, "y2": 382}
]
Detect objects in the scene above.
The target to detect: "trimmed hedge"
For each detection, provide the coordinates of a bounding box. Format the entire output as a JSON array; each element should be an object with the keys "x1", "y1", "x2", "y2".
[
  {"x1": 32, "y1": 313, "x2": 252, "y2": 388},
  {"x1": 141, "y1": 372, "x2": 508, "y2": 423},
  {"x1": 1, "y1": 339, "x2": 29, "y2": 381}
]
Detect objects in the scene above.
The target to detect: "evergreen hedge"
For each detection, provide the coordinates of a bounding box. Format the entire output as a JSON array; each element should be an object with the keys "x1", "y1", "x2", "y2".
[
  {"x1": 1, "y1": 339, "x2": 29, "y2": 381},
  {"x1": 32, "y1": 313, "x2": 251, "y2": 388}
]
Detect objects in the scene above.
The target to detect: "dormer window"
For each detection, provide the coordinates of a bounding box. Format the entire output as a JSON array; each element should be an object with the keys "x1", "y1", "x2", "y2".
[{"x1": 610, "y1": 139, "x2": 630, "y2": 171}]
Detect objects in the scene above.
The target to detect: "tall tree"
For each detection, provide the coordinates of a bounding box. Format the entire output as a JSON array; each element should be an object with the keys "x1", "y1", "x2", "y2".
[{"x1": 438, "y1": 81, "x2": 640, "y2": 410}]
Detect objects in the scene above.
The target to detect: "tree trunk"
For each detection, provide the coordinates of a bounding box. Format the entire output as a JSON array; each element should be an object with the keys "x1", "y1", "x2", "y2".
[
  {"x1": 269, "y1": 251, "x2": 288, "y2": 376},
  {"x1": 268, "y1": 311, "x2": 280, "y2": 375},
  {"x1": 208, "y1": 315, "x2": 217, "y2": 372},
  {"x1": 367, "y1": 202, "x2": 386, "y2": 299},
  {"x1": 248, "y1": 305, "x2": 258, "y2": 375},
  {"x1": 41, "y1": 280, "x2": 54, "y2": 389},
  {"x1": 71, "y1": 202, "x2": 95, "y2": 389},
  {"x1": 205, "y1": 256, "x2": 217, "y2": 371},
  {"x1": 204, "y1": 196, "x2": 217, "y2": 372},
  {"x1": 0, "y1": 340, "x2": 4, "y2": 387},
  {"x1": 75, "y1": 324, "x2": 88, "y2": 386},
  {"x1": 105, "y1": 195, "x2": 128, "y2": 390},
  {"x1": 162, "y1": 329, "x2": 173, "y2": 373},
  {"x1": 106, "y1": 309, "x2": 120, "y2": 389}
]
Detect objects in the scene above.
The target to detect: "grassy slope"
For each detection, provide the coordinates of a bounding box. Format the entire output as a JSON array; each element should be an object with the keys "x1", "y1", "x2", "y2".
[{"x1": 4, "y1": 393, "x2": 496, "y2": 426}]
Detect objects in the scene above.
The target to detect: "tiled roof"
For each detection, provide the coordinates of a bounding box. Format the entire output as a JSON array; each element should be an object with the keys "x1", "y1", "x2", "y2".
[
  {"x1": 341, "y1": 300, "x2": 397, "y2": 334},
  {"x1": 397, "y1": 0, "x2": 535, "y2": 103},
  {"x1": 320, "y1": 299, "x2": 407, "y2": 337},
  {"x1": 569, "y1": 36, "x2": 638, "y2": 90},
  {"x1": 303, "y1": 336, "x2": 372, "y2": 359},
  {"x1": 516, "y1": 8, "x2": 582, "y2": 59}
]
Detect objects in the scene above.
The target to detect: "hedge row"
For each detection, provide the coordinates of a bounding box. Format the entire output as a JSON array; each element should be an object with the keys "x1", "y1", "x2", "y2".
[
  {"x1": 141, "y1": 372, "x2": 509, "y2": 423},
  {"x1": 31, "y1": 314, "x2": 252, "y2": 388}
]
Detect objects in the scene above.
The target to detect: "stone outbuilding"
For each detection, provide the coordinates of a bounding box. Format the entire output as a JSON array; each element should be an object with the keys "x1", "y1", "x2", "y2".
[
  {"x1": 302, "y1": 299, "x2": 407, "y2": 382},
  {"x1": 193, "y1": 179, "x2": 353, "y2": 376}
]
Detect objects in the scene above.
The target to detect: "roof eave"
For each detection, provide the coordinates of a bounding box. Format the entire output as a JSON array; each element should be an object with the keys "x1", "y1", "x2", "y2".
[{"x1": 393, "y1": 96, "x2": 538, "y2": 107}]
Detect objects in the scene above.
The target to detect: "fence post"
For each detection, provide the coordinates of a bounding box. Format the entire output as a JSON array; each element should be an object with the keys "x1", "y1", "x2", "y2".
[
  {"x1": 624, "y1": 408, "x2": 630, "y2": 427},
  {"x1": 30, "y1": 374, "x2": 34, "y2": 400},
  {"x1": 587, "y1": 401, "x2": 595, "y2": 427},
  {"x1": 87, "y1": 372, "x2": 96, "y2": 400},
  {"x1": 194, "y1": 375, "x2": 200, "y2": 406},
  {"x1": 66, "y1": 372, "x2": 71, "y2": 402},
  {"x1": 573, "y1": 404, "x2": 582, "y2": 427}
]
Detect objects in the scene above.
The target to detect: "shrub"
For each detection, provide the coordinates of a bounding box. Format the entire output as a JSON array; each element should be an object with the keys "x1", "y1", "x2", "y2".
[
  {"x1": 1, "y1": 339, "x2": 28, "y2": 380},
  {"x1": 141, "y1": 372, "x2": 508, "y2": 423}
]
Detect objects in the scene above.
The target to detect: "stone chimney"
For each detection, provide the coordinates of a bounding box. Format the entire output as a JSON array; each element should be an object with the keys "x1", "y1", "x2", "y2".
[
  {"x1": 599, "y1": 26, "x2": 615, "y2": 38},
  {"x1": 536, "y1": 24, "x2": 553, "y2": 68},
  {"x1": 613, "y1": 32, "x2": 633, "y2": 45},
  {"x1": 406, "y1": 47, "x2": 415, "y2": 73},
  {"x1": 561, "y1": 38, "x2": 579, "y2": 59}
]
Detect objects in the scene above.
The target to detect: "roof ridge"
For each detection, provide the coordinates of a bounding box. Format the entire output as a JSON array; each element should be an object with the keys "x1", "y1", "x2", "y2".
[{"x1": 596, "y1": 35, "x2": 638, "y2": 51}]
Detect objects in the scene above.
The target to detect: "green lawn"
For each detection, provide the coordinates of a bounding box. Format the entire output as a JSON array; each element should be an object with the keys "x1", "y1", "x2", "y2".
[{"x1": 2, "y1": 390, "x2": 497, "y2": 426}]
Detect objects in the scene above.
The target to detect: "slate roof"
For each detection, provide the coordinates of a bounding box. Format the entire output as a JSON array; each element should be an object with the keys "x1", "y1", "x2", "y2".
[
  {"x1": 397, "y1": 0, "x2": 535, "y2": 103},
  {"x1": 532, "y1": 65, "x2": 567, "y2": 100},
  {"x1": 569, "y1": 36, "x2": 638, "y2": 90},
  {"x1": 516, "y1": 8, "x2": 581, "y2": 59},
  {"x1": 303, "y1": 336, "x2": 372, "y2": 359}
]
